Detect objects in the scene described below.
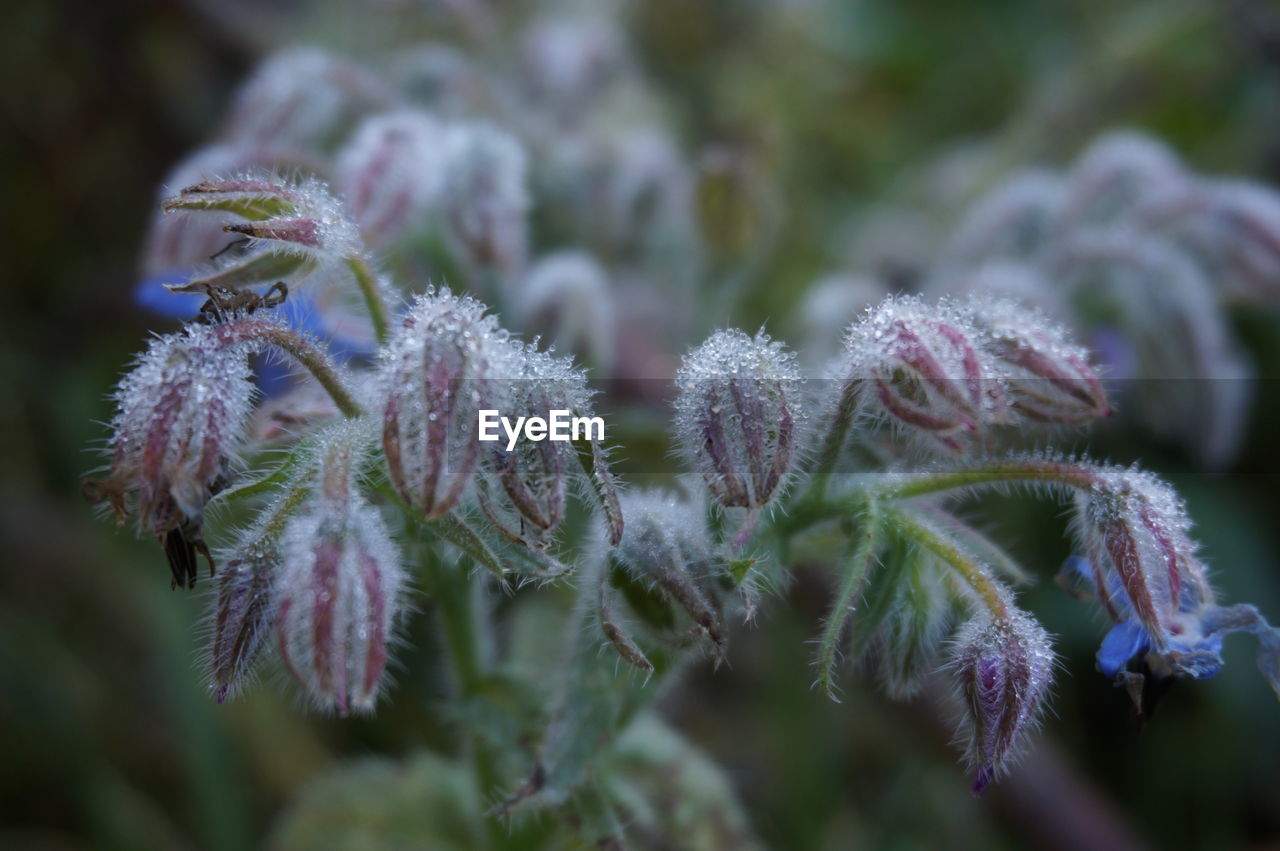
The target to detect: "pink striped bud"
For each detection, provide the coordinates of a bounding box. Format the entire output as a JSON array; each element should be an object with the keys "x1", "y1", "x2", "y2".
[
  {"x1": 336, "y1": 110, "x2": 451, "y2": 249},
  {"x1": 674, "y1": 329, "x2": 801, "y2": 510},
  {"x1": 91, "y1": 322, "x2": 259, "y2": 587},
  {"x1": 952, "y1": 608, "x2": 1054, "y2": 794},
  {"x1": 380, "y1": 289, "x2": 514, "y2": 518},
  {"x1": 977, "y1": 299, "x2": 1110, "y2": 424},
  {"x1": 841, "y1": 297, "x2": 998, "y2": 447},
  {"x1": 276, "y1": 498, "x2": 405, "y2": 715},
  {"x1": 1075, "y1": 468, "x2": 1212, "y2": 649},
  {"x1": 477, "y1": 346, "x2": 593, "y2": 546}
]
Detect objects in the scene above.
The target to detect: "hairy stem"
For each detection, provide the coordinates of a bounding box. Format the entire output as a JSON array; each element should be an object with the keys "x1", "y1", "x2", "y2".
[
  {"x1": 347, "y1": 254, "x2": 392, "y2": 345},
  {"x1": 815, "y1": 499, "x2": 880, "y2": 698},
  {"x1": 889, "y1": 505, "x2": 1010, "y2": 620}
]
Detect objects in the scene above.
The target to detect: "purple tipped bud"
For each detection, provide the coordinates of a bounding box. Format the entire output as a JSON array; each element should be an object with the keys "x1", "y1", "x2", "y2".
[
  {"x1": 841, "y1": 297, "x2": 998, "y2": 446},
  {"x1": 977, "y1": 299, "x2": 1110, "y2": 424},
  {"x1": 208, "y1": 534, "x2": 278, "y2": 703},
  {"x1": 93, "y1": 323, "x2": 260, "y2": 584},
  {"x1": 222, "y1": 48, "x2": 391, "y2": 151},
  {"x1": 675, "y1": 329, "x2": 801, "y2": 510},
  {"x1": 336, "y1": 110, "x2": 451, "y2": 249},
  {"x1": 952, "y1": 609, "x2": 1054, "y2": 793},
  {"x1": 276, "y1": 499, "x2": 405, "y2": 715},
  {"x1": 439, "y1": 123, "x2": 530, "y2": 274},
  {"x1": 380, "y1": 289, "x2": 514, "y2": 519}
]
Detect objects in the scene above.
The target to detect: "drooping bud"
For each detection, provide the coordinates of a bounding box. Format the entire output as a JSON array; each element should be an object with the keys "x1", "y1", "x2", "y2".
[
  {"x1": 839, "y1": 297, "x2": 1000, "y2": 448},
  {"x1": 276, "y1": 428, "x2": 405, "y2": 714},
  {"x1": 939, "y1": 171, "x2": 1063, "y2": 269},
  {"x1": 674, "y1": 329, "x2": 801, "y2": 510},
  {"x1": 89, "y1": 322, "x2": 260, "y2": 587},
  {"x1": 438, "y1": 123, "x2": 530, "y2": 274},
  {"x1": 336, "y1": 110, "x2": 452, "y2": 249},
  {"x1": 477, "y1": 345, "x2": 594, "y2": 547},
  {"x1": 1073, "y1": 468, "x2": 1211, "y2": 653},
  {"x1": 380, "y1": 289, "x2": 514, "y2": 519},
  {"x1": 207, "y1": 528, "x2": 279, "y2": 703},
  {"x1": 221, "y1": 48, "x2": 391, "y2": 151},
  {"x1": 974, "y1": 298, "x2": 1110, "y2": 424},
  {"x1": 515, "y1": 251, "x2": 616, "y2": 371},
  {"x1": 1058, "y1": 131, "x2": 1185, "y2": 231},
  {"x1": 519, "y1": 13, "x2": 627, "y2": 120},
  {"x1": 952, "y1": 608, "x2": 1054, "y2": 794},
  {"x1": 611, "y1": 490, "x2": 724, "y2": 654}
]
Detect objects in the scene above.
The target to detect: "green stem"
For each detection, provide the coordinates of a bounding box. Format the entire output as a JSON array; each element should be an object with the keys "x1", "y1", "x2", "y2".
[
  {"x1": 347, "y1": 255, "x2": 392, "y2": 345},
  {"x1": 254, "y1": 324, "x2": 364, "y2": 418},
  {"x1": 882, "y1": 459, "x2": 1101, "y2": 500},
  {"x1": 889, "y1": 505, "x2": 1010, "y2": 620}
]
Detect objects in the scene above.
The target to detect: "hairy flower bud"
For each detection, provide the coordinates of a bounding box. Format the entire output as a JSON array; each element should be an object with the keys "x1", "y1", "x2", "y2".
[
  {"x1": 675, "y1": 329, "x2": 801, "y2": 510},
  {"x1": 336, "y1": 110, "x2": 451, "y2": 249},
  {"x1": 940, "y1": 171, "x2": 1063, "y2": 269},
  {"x1": 520, "y1": 14, "x2": 626, "y2": 119},
  {"x1": 975, "y1": 299, "x2": 1109, "y2": 424},
  {"x1": 952, "y1": 608, "x2": 1054, "y2": 794},
  {"x1": 840, "y1": 297, "x2": 999, "y2": 447},
  {"x1": 439, "y1": 123, "x2": 529, "y2": 274},
  {"x1": 476, "y1": 346, "x2": 585, "y2": 545},
  {"x1": 92, "y1": 322, "x2": 260, "y2": 587},
  {"x1": 612, "y1": 491, "x2": 724, "y2": 653},
  {"x1": 208, "y1": 532, "x2": 279, "y2": 703},
  {"x1": 381, "y1": 289, "x2": 513, "y2": 518},
  {"x1": 276, "y1": 496, "x2": 405, "y2": 715},
  {"x1": 164, "y1": 175, "x2": 361, "y2": 288}
]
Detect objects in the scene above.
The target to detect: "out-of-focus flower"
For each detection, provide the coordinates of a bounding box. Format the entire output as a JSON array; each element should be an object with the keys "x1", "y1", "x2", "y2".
[
  {"x1": 674, "y1": 329, "x2": 801, "y2": 510},
  {"x1": 520, "y1": 13, "x2": 627, "y2": 122},
  {"x1": 380, "y1": 288, "x2": 514, "y2": 519},
  {"x1": 951, "y1": 607, "x2": 1054, "y2": 794},
  {"x1": 336, "y1": 110, "x2": 451, "y2": 249},
  {"x1": 221, "y1": 48, "x2": 392, "y2": 152},
  {"x1": 438, "y1": 123, "x2": 530, "y2": 275},
  {"x1": 514, "y1": 250, "x2": 616, "y2": 371}
]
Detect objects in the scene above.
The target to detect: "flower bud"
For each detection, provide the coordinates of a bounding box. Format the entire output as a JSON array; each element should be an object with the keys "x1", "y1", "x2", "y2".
[
  {"x1": 477, "y1": 346, "x2": 595, "y2": 547},
  {"x1": 940, "y1": 171, "x2": 1062, "y2": 269},
  {"x1": 952, "y1": 608, "x2": 1054, "y2": 794},
  {"x1": 380, "y1": 289, "x2": 513, "y2": 519},
  {"x1": 221, "y1": 48, "x2": 391, "y2": 151},
  {"x1": 520, "y1": 14, "x2": 626, "y2": 120},
  {"x1": 91, "y1": 322, "x2": 260, "y2": 587},
  {"x1": 336, "y1": 110, "x2": 451, "y2": 249},
  {"x1": 612, "y1": 491, "x2": 724, "y2": 653},
  {"x1": 976, "y1": 298, "x2": 1109, "y2": 424},
  {"x1": 208, "y1": 534, "x2": 278, "y2": 703},
  {"x1": 840, "y1": 297, "x2": 998, "y2": 447},
  {"x1": 439, "y1": 123, "x2": 530, "y2": 274},
  {"x1": 674, "y1": 329, "x2": 801, "y2": 510},
  {"x1": 276, "y1": 498, "x2": 405, "y2": 715},
  {"x1": 515, "y1": 251, "x2": 616, "y2": 371},
  {"x1": 163, "y1": 175, "x2": 361, "y2": 286},
  {"x1": 1058, "y1": 131, "x2": 1185, "y2": 230}
]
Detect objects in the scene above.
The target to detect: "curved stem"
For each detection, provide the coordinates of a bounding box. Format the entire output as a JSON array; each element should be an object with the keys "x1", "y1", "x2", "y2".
[
  {"x1": 255, "y1": 325, "x2": 364, "y2": 418},
  {"x1": 889, "y1": 505, "x2": 1010, "y2": 620},
  {"x1": 882, "y1": 458, "x2": 1102, "y2": 501},
  {"x1": 347, "y1": 255, "x2": 392, "y2": 345},
  {"x1": 815, "y1": 499, "x2": 880, "y2": 698}
]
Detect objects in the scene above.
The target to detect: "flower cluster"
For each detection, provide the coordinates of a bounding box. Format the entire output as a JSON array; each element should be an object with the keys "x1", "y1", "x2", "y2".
[{"x1": 88, "y1": 16, "x2": 1280, "y2": 842}]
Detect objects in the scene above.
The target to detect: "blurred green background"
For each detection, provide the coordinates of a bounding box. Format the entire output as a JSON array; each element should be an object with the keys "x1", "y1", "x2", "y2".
[{"x1": 3, "y1": 0, "x2": 1280, "y2": 848}]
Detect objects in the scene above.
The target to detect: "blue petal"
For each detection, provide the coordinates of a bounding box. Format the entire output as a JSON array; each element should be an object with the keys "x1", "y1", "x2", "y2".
[
  {"x1": 135, "y1": 271, "x2": 201, "y2": 318},
  {"x1": 1097, "y1": 619, "x2": 1150, "y2": 678}
]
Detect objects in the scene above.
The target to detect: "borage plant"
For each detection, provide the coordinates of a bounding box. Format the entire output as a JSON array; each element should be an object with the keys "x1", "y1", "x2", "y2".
[{"x1": 87, "y1": 63, "x2": 1280, "y2": 851}]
